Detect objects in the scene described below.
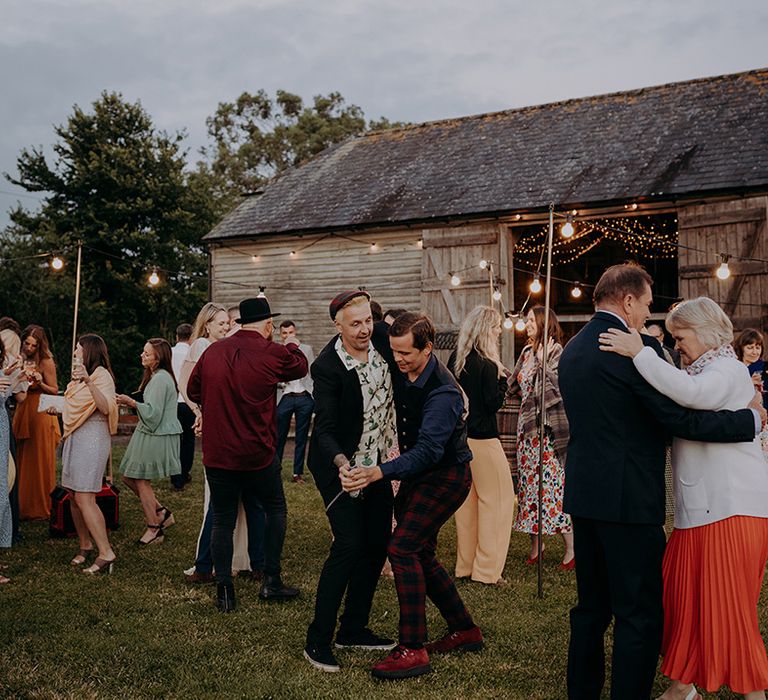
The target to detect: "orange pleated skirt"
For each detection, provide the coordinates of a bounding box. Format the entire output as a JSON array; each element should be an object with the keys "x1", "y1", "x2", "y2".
[{"x1": 661, "y1": 515, "x2": 768, "y2": 694}]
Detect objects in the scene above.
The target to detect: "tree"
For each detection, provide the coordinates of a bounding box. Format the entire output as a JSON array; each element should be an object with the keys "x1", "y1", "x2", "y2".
[
  {"x1": 1, "y1": 92, "x2": 216, "y2": 389},
  {"x1": 200, "y1": 90, "x2": 407, "y2": 208}
]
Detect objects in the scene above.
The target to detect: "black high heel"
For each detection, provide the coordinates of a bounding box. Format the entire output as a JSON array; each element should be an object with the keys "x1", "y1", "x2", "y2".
[
  {"x1": 137, "y1": 524, "x2": 164, "y2": 546},
  {"x1": 156, "y1": 506, "x2": 175, "y2": 528},
  {"x1": 83, "y1": 556, "x2": 116, "y2": 575}
]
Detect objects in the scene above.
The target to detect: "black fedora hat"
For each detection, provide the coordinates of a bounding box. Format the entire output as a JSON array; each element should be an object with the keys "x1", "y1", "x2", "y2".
[{"x1": 235, "y1": 297, "x2": 281, "y2": 324}]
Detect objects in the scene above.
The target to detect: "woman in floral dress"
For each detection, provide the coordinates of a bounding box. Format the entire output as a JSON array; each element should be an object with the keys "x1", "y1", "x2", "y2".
[{"x1": 507, "y1": 306, "x2": 573, "y2": 569}]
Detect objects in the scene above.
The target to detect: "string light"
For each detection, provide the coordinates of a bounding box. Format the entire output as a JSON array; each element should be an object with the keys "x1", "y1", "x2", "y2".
[
  {"x1": 571, "y1": 282, "x2": 582, "y2": 299},
  {"x1": 290, "y1": 250, "x2": 297, "y2": 258},
  {"x1": 257, "y1": 286, "x2": 266, "y2": 298},
  {"x1": 370, "y1": 242, "x2": 378, "y2": 252},
  {"x1": 561, "y1": 214, "x2": 575, "y2": 239},
  {"x1": 530, "y1": 275, "x2": 542, "y2": 294},
  {"x1": 416, "y1": 239, "x2": 423, "y2": 249},
  {"x1": 251, "y1": 254, "x2": 259, "y2": 263},
  {"x1": 479, "y1": 259, "x2": 488, "y2": 270},
  {"x1": 503, "y1": 316, "x2": 514, "y2": 330},
  {"x1": 515, "y1": 315, "x2": 527, "y2": 332},
  {"x1": 450, "y1": 273, "x2": 461, "y2": 287},
  {"x1": 492, "y1": 288, "x2": 502, "y2": 301},
  {"x1": 148, "y1": 269, "x2": 160, "y2": 287},
  {"x1": 50, "y1": 256, "x2": 64, "y2": 271},
  {"x1": 716, "y1": 254, "x2": 731, "y2": 280}
]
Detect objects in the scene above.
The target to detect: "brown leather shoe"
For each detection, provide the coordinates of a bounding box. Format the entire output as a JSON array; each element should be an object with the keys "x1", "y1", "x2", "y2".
[
  {"x1": 371, "y1": 645, "x2": 431, "y2": 679},
  {"x1": 184, "y1": 571, "x2": 214, "y2": 584}
]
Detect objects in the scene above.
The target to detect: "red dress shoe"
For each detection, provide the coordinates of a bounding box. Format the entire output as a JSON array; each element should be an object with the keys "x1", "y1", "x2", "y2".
[
  {"x1": 425, "y1": 626, "x2": 484, "y2": 654},
  {"x1": 184, "y1": 571, "x2": 214, "y2": 584},
  {"x1": 558, "y1": 558, "x2": 576, "y2": 571},
  {"x1": 371, "y1": 645, "x2": 431, "y2": 679}
]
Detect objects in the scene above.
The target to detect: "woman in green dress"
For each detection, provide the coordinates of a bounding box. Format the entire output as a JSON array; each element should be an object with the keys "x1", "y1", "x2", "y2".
[{"x1": 116, "y1": 338, "x2": 181, "y2": 545}]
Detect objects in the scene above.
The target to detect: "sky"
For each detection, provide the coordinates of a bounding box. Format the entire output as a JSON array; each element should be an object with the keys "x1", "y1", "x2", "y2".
[{"x1": 2, "y1": 0, "x2": 767, "y2": 228}]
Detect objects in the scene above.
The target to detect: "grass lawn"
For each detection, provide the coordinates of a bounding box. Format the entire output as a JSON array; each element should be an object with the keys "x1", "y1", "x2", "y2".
[{"x1": 0, "y1": 445, "x2": 761, "y2": 699}]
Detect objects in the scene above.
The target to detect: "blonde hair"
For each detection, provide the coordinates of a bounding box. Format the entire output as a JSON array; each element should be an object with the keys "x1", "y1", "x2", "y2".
[
  {"x1": 454, "y1": 306, "x2": 505, "y2": 376},
  {"x1": 334, "y1": 295, "x2": 370, "y2": 323},
  {"x1": 191, "y1": 302, "x2": 228, "y2": 341},
  {"x1": 666, "y1": 297, "x2": 733, "y2": 349}
]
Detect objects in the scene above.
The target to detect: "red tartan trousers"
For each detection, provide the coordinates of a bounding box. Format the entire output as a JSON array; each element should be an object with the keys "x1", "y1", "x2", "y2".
[{"x1": 389, "y1": 461, "x2": 476, "y2": 646}]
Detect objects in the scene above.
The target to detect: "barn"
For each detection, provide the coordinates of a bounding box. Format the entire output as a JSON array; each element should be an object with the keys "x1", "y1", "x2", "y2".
[{"x1": 203, "y1": 68, "x2": 768, "y2": 367}]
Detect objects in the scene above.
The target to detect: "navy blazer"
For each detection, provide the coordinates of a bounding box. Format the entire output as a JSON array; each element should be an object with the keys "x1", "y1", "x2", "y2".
[
  {"x1": 306, "y1": 322, "x2": 394, "y2": 492},
  {"x1": 560, "y1": 311, "x2": 756, "y2": 525}
]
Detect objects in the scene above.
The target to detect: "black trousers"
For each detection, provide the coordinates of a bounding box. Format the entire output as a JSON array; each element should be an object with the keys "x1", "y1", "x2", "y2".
[
  {"x1": 205, "y1": 458, "x2": 287, "y2": 585},
  {"x1": 171, "y1": 403, "x2": 196, "y2": 489},
  {"x1": 306, "y1": 471, "x2": 392, "y2": 647},
  {"x1": 567, "y1": 516, "x2": 666, "y2": 700}
]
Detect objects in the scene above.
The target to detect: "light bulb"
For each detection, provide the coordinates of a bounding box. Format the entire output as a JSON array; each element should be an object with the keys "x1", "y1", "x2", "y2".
[
  {"x1": 370, "y1": 243, "x2": 378, "y2": 252},
  {"x1": 503, "y1": 317, "x2": 514, "y2": 330},
  {"x1": 479, "y1": 259, "x2": 488, "y2": 270},
  {"x1": 530, "y1": 275, "x2": 542, "y2": 294},
  {"x1": 50, "y1": 256, "x2": 64, "y2": 271},
  {"x1": 716, "y1": 262, "x2": 731, "y2": 280},
  {"x1": 251, "y1": 255, "x2": 259, "y2": 263},
  {"x1": 450, "y1": 274, "x2": 461, "y2": 287},
  {"x1": 148, "y1": 270, "x2": 160, "y2": 287},
  {"x1": 515, "y1": 317, "x2": 527, "y2": 332},
  {"x1": 492, "y1": 289, "x2": 502, "y2": 301},
  {"x1": 571, "y1": 284, "x2": 582, "y2": 299},
  {"x1": 290, "y1": 251, "x2": 297, "y2": 258},
  {"x1": 416, "y1": 239, "x2": 423, "y2": 249}
]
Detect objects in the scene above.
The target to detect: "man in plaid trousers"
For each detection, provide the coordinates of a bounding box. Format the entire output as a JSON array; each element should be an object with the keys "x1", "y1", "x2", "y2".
[{"x1": 342, "y1": 312, "x2": 484, "y2": 679}]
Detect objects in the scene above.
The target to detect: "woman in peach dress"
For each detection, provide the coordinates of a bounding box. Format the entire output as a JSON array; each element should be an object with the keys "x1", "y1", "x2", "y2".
[{"x1": 13, "y1": 325, "x2": 61, "y2": 520}]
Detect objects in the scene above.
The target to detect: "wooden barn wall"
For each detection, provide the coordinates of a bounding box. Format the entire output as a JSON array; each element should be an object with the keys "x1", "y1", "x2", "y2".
[
  {"x1": 420, "y1": 222, "x2": 517, "y2": 366},
  {"x1": 678, "y1": 196, "x2": 768, "y2": 331},
  {"x1": 209, "y1": 229, "x2": 423, "y2": 354}
]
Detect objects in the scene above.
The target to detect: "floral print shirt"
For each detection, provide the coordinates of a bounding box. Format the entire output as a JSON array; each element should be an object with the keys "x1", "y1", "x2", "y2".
[{"x1": 334, "y1": 337, "x2": 397, "y2": 468}]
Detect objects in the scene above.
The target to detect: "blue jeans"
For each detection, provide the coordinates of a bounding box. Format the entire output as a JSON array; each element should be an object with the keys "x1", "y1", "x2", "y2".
[
  {"x1": 194, "y1": 487, "x2": 266, "y2": 574},
  {"x1": 276, "y1": 393, "x2": 314, "y2": 476}
]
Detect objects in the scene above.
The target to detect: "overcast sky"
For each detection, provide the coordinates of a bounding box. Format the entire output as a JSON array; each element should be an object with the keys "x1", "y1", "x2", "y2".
[{"x1": 2, "y1": 0, "x2": 766, "y2": 227}]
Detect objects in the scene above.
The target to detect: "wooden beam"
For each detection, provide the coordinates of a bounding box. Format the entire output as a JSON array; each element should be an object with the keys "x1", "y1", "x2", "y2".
[
  {"x1": 680, "y1": 261, "x2": 768, "y2": 278},
  {"x1": 678, "y1": 207, "x2": 766, "y2": 230},
  {"x1": 422, "y1": 278, "x2": 492, "y2": 292},
  {"x1": 422, "y1": 225, "x2": 498, "y2": 248}
]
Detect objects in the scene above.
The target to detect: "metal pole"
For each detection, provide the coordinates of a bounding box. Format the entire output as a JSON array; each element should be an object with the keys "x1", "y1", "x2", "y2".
[
  {"x1": 488, "y1": 261, "x2": 495, "y2": 306},
  {"x1": 536, "y1": 204, "x2": 555, "y2": 598},
  {"x1": 71, "y1": 241, "x2": 82, "y2": 368}
]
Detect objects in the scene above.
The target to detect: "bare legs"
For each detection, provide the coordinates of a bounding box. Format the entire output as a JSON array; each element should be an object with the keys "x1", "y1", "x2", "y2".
[
  {"x1": 121, "y1": 475, "x2": 164, "y2": 543},
  {"x1": 658, "y1": 681, "x2": 764, "y2": 699},
  {"x1": 528, "y1": 531, "x2": 575, "y2": 565}
]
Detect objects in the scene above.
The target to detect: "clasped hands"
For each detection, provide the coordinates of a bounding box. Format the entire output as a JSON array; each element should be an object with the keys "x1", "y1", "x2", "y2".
[{"x1": 338, "y1": 461, "x2": 383, "y2": 492}]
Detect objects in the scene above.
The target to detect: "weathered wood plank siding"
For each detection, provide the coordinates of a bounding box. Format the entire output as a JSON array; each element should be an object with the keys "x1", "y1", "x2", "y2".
[
  {"x1": 209, "y1": 229, "x2": 423, "y2": 352},
  {"x1": 678, "y1": 196, "x2": 768, "y2": 331}
]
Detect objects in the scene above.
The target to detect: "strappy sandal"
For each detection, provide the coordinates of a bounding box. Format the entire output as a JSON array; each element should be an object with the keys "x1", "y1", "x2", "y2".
[
  {"x1": 156, "y1": 506, "x2": 175, "y2": 528},
  {"x1": 71, "y1": 548, "x2": 94, "y2": 566},
  {"x1": 0, "y1": 574, "x2": 10, "y2": 584},
  {"x1": 83, "y1": 556, "x2": 116, "y2": 575},
  {"x1": 137, "y1": 524, "x2": 165, "y2": 546}
]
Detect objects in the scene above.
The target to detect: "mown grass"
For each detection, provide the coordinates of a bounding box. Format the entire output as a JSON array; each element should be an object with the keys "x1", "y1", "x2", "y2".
[{"x1": 0, "y1": 445, "x2": 760, "y2": 699}]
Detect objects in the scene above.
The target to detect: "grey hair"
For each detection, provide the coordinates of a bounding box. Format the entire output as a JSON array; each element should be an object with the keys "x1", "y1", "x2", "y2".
[{"x1": 666, "y1": 297, "x2": 733, "y2": 349}]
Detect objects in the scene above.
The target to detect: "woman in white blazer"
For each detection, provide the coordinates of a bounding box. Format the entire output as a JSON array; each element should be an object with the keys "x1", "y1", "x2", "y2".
[{"x1": 600, "y1": 297, "x2": 768, "y2": 700}]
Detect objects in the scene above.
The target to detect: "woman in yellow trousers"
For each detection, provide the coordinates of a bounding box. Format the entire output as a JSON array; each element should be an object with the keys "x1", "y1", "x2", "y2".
[{"x1": 448, "y1": 306, "x2": 515, "y2": 585}]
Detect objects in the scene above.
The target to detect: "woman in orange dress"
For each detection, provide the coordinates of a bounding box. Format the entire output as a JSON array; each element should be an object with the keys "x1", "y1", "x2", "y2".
[{"x1": 13, "y1": 325, "x2": 61, "y2": 520}]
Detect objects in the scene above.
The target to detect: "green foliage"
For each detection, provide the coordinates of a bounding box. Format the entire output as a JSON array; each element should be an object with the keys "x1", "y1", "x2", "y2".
[
  {"x1": 199, "y1": 89, "x2": 408, "y2": 208},
  {"x1": 1, "y1": 92, "x2": 215, "y2": 390}
]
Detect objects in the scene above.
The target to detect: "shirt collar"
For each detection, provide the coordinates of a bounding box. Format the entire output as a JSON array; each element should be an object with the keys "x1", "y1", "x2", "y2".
[
  {"x1": 595, "y1": 309, "x2": 628, "y2": 329},
  {"x1": 335, "y1": 336, "x2": 374, "y2": 370},
  {"x1": 405, "y1": 353, "x2": 438, "y2": 388}
]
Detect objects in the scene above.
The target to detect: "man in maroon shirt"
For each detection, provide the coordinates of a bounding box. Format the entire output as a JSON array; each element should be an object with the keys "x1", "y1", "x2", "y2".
[{"x1": 188, "y1": 297, "x2": 309, "y2": 612}]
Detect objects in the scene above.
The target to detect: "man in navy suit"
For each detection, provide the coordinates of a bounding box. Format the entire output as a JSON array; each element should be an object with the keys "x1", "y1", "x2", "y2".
[{"x1": 559, "y1": 263, "x2": 764, "y2": 700}]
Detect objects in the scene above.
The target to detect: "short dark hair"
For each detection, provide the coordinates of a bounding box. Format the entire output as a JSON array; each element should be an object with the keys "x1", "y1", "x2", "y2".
[
  {"x1": 389, "y1": 312, "x2": 435, "y2": 350},
  {"x1": 176, "y1": 323, "x2": 192, "y2": 341},
  {"x1": 383, "y1": 308, "x2": 408, "y2": 322},
  {"x1": 279, "y1": 320, "x2": 296, "y2": 330},
  {"x1": 370, "y1": 300, "x2": 383, "y2": 323},
  {"x1": 0, "y1": 317, "x2": 21, "y2": 335},
  {"x1": 593, "y1": 263, "x2": 653, "y2": 307},
  {"x1": 734, "y1": 328, "x2": 764, "y2": 361}
]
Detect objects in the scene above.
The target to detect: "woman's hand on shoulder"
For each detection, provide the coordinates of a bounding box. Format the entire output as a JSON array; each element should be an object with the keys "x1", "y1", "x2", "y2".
[{"x1": 598, "y1": 328, "x2": 644, "y2": 358}]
